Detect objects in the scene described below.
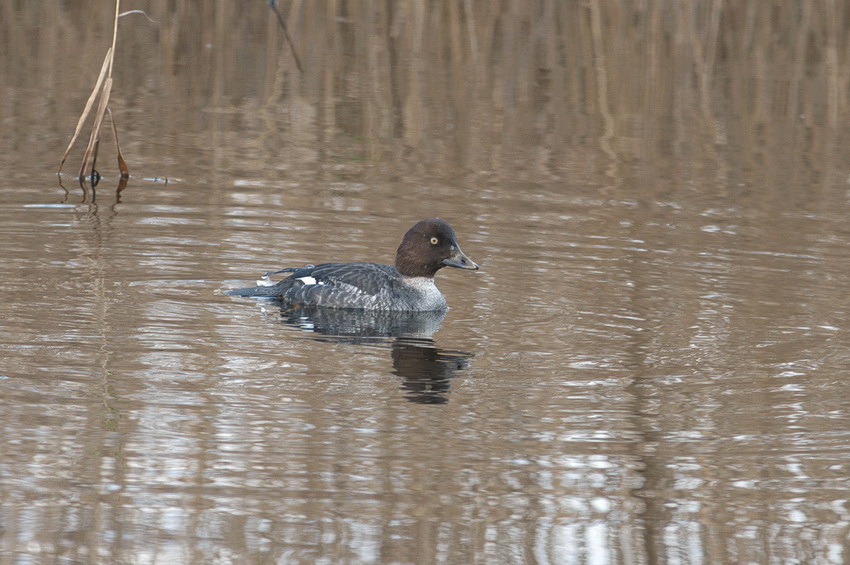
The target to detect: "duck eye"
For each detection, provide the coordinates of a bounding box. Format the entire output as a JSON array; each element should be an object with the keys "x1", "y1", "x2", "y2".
[{"x1": 430, "y1": 237, "x2": 439, "y2": 245}]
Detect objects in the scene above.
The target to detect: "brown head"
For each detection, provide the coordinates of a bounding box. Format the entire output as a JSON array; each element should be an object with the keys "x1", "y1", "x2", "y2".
[{"x1": 394, "y1": 218, "x2": 480, "y2": 278}]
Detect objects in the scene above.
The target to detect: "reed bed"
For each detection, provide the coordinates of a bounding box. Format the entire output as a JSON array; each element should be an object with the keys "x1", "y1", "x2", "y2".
[{"x1": 26, "y1": 1, "x2": 850, "y2": 193}]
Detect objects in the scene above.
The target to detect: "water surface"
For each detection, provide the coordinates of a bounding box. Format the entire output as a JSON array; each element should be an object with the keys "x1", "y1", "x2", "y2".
[{"x1": 1, "y1": 2, "x2": 849, "y2": 564}]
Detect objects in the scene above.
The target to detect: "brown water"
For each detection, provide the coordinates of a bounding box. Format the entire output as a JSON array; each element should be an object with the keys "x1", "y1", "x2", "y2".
[{"x1": 2, "y1": 2, "x2": 850, "y2": 564}]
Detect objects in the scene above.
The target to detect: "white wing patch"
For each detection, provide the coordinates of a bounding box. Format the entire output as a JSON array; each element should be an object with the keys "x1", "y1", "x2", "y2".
[{"x1": 298, "y1": 276, "x2": 322, "y2": 285}]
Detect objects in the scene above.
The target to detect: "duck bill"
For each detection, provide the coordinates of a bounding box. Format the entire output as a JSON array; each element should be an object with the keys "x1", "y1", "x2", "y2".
[{"x1": 443, "y1": 244, "x2": 480, "y2": 270}]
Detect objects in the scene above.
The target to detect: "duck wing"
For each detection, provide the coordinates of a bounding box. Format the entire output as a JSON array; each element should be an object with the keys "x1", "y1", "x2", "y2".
[{"x1": 225, "y1": 262, "x2": 398, "y2": 300}]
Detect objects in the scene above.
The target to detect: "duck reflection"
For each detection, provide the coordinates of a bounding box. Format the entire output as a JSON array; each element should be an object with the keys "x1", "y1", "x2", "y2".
[{"x1": 276, "y1": 306, "x2": 473, "y2": 404}]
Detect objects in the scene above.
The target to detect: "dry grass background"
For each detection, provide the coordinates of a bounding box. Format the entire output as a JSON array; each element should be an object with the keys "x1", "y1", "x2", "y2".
[{"x1": 1, "y1": 1, "x2": 848, "y2": 193}]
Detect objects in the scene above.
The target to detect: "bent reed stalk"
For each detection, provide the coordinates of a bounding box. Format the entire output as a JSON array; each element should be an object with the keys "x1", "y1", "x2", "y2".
[{"x1": 58, "y1": 0, "x2": 129, "y2": 185}]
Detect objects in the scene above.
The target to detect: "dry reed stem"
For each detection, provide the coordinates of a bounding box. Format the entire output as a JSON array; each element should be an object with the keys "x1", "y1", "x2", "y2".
[
  {"x1": 58, "y1": 49, "x2": 111, "y2": 173},
  {"x1": 58, "y1": 0, "x2": 128, "y2": 182},
  {"x1": 108, "y1": 107, "x2": 129, "y2": 177},
  {"x1": 270, "y1": 0, "x2": 303, "y2": 73},
  {"x1": 79, "y1": 76, "x2": 113, "y2": 180}
]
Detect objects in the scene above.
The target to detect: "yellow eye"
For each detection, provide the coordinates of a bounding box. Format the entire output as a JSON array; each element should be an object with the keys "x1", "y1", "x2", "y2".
[{"x1": 430, "y1": 237, "x2": 439, "y2": 245}]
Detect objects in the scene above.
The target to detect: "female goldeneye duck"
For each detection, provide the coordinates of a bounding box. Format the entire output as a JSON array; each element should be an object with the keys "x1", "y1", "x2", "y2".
[{"x1": 226, "y1": 218, "x2": 479, "y2": 311}]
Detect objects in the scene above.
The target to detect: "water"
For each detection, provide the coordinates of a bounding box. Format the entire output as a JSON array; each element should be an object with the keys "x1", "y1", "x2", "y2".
[{"x1": 2, "y1": 2, "x2": 850, "y2": 564}]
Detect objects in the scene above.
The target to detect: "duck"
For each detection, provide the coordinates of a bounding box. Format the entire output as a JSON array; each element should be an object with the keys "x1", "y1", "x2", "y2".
[{"x1": 225, "y1": 218, "x2": 479, "y2": 311}]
